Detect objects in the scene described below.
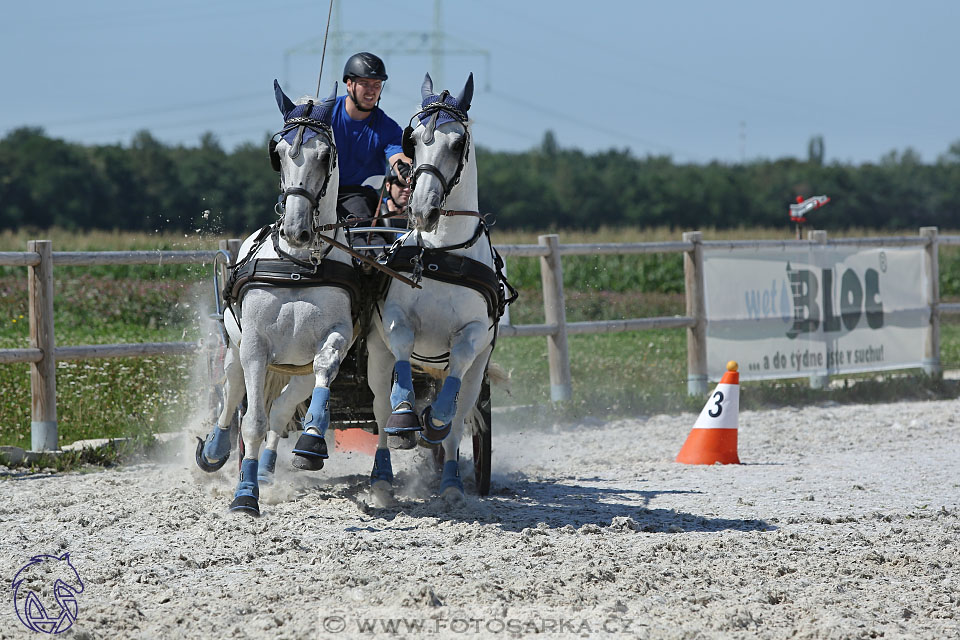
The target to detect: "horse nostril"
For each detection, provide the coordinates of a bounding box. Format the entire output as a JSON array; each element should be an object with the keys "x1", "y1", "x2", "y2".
[{"x1": 297, "y1": 230, "x2": 310, "y2": 244}]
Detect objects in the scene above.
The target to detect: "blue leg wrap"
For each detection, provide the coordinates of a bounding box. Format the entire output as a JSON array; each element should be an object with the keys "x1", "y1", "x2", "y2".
[
  {"x1": 440, "y1": 458, "x2": 463, "y2": 495},
  {"x1": 303, "y1": 386, "x2": 331, "y2": 436},
  {"x1": 370, "y1": 448, "x2": 394, "y2": 486},
  {"x1": 390, "y1": 361, "x2": 415, "y2": 411},
  {"x1": 258, "y1": 448, "x2": 277, "y2": 485},
  {"x1": 235, "y1": 458, "x2": 260, "y2": 500},
  {"x1": 203, "y1": 426, "x2": 231, "y2": 463},
  {"x1": 430, "y1": 376, "x2": 462, "y2": 426}
]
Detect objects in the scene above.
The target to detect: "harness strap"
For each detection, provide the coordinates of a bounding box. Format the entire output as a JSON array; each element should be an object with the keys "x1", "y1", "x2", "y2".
[
  {"x1": 386, "y1": 246, "x2": 502, "y2": 319},
  {"x1": 226, "y1": 257, "x2": 364, "y2": 322}
]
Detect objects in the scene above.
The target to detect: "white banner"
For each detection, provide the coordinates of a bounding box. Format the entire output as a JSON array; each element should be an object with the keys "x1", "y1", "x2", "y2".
[{"x1": 703, "y1": 244, "x2": 930, "y2": 381}]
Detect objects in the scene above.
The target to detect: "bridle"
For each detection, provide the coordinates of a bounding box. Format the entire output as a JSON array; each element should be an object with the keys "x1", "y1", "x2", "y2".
[
  {"x1": 270, "y1": 114, "x2": 339, "y2": 241},
  {"x1": 404, "y1": 91, "x2": 472, "y2": 208}
]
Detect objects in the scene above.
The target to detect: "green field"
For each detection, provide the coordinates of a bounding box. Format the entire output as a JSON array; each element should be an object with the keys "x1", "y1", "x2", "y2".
[{"x1": 1, "y1": 227, "x2": 959, "y2": 450}]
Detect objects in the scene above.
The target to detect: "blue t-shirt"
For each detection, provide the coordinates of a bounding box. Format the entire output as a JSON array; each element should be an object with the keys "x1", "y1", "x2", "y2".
[{"x1": 331, "y1": 95, "x2": 404, "y2": 186}]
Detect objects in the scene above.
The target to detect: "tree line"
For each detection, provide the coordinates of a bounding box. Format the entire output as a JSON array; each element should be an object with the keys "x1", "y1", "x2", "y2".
[{"x1": 3, "y1": 126, "x2": 960, "y2": 233}]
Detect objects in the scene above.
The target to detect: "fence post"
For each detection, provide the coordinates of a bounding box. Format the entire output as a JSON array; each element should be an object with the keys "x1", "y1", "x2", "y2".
[
  {"x1": 920, "y1": 226, "x2": 942, "y2": 378},
  {"x1": 218, "y1": 239, "x2": 242, "y2": 291},
  {"x1": 539, "y1": 234, "x2": 572, "y2": 402},
  {"x1": 28, "y1": 240, "x2": 58, "y2": 451},
  {"x1": 806, "y1": 230, "x2": 830, "y2": 389},
  {"x1": 683, "y1": 231, "x2": 708, "y2": 396}
]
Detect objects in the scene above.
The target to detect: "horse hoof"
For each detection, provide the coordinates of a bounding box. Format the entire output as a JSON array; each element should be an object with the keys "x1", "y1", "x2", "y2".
[
  {"x1": 441, "y1": 485, "x2": 465, "y2": 503},
  {"x1": 384, "y1": 409, "x2": 422, "y2": 435},
  {"x1": 229, "y1": 495, "x2": 261, "y2": 517},
  {"x1": 418, "y1": 407, "x2": 451, "y2": 446},
  {"x1": 370, "y1": 482, "x2": 397, "y2": 508},
  {"x1": 194, "y1": 436, "x2": 230, "y2": 473},
  {"x1": 387, "y1": 432, "x2": 418, "y2": 450},
  {"x1": 291, "y1": 431, "x2": 328, "y2": 471},
  {"x1": 292, "y1": 454, "x2": 324, "y2": 471}
]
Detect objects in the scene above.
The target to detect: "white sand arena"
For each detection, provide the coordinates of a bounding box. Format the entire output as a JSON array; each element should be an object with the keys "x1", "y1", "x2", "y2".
[{"x1": 2, "y1": 399, "x2": 959, "y2": 639}]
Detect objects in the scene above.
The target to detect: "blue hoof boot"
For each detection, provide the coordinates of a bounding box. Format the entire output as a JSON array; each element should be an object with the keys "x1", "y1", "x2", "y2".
[
  {"x1": 370, "y1": 448, "x2": 394, "y2": 487},
  {"x1": 440, "y1": 459, "x2": 463, "y2": 496},
  {"x1": 384, "y1": 404, "x2": 422, "y2": 435},
  {"x1": 195, "y1": 426, "x2": 232, "y2": 472},
  {"x1": 258, "y1": 448, "x2": 277, "y2": 485},
  {"x1": 230, "y1": 459, "x2": 260, "y2": 516},
  {"x1": 292, "y1": 431, "x2": 328, "y2": 471},
  {"x1": 418, "y1": 406, "x2": 452, "y2": 447}
]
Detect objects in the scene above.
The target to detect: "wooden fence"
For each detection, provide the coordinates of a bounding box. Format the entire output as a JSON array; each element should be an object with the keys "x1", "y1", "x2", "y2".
[{"x1": 2, "y1": 229, "x2": 957, "y2": 451}]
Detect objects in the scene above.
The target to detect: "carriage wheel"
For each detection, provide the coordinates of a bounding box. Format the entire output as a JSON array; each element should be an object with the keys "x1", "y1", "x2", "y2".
[
  {"x1": 430, "y1": 377, "x2": 492, "y2": 495},
  {"x1": 471, "y1": 378, "x2": 492, "y2": 496}
]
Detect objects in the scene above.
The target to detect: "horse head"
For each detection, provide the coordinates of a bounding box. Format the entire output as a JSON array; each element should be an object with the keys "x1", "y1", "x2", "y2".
[
  {"x1": 271, "y1": 80, "x2": 340, "y2": 249},
  {"x1": 405, "y1": 73, "x2": 474, "y2": 233}
]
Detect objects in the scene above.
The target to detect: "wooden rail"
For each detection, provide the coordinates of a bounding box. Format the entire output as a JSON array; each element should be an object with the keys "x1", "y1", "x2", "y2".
[{"x1": 2, "y1": 229, "x2": 957, "y2": 450}]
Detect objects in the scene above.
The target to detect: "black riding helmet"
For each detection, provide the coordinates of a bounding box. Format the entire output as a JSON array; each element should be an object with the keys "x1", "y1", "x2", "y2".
[{"x1": 342, "y1": 52, "x2": 388, "y2": 83}]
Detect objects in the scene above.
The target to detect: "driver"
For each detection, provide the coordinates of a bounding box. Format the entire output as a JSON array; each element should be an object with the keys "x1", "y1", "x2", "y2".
[{"x1": 331, "y1": 52, "x2": 412, "y2": 225}]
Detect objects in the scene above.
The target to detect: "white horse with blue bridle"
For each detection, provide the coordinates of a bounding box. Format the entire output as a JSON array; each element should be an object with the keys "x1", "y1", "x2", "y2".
[
  {"x1": 196, "y1": 81, "x2": 359, "y2": 516},
  {"x1": 366, "y1": 73, "x2": 513, "y2": 500}
]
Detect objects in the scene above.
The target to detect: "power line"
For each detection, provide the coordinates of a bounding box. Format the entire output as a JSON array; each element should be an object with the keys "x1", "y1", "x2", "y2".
[
  {"x1": 40, "y1": 91, "x2": 267, "y2": 128},
  {"x1": 486, "y1": 89, "x2": 689, "y2": 159}
]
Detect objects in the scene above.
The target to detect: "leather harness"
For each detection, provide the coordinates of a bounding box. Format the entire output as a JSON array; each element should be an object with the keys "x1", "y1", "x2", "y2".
[
  {"x1": 226, "y1": 257, "x2": 363, "y2": 321},
  {"x1": 384, "y1": 244, "x2": 511, "y2": 322}
]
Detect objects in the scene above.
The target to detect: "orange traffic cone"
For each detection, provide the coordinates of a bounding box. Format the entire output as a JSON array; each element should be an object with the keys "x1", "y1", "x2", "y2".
[{"x1": 676, "y1": 361, "x2": 741, "y2": 465}]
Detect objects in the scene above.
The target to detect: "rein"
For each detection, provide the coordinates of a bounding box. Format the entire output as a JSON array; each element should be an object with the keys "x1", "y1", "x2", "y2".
[{"x1": 271, "y1": 116, "x2": 420, "y2": 290}]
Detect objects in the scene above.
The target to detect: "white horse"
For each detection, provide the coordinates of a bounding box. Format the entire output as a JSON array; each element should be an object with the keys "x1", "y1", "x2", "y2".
[
  {"x1": 366, "y1": 73, "x2": 510, "y2": 499},
  {"x1": 197, "y1": 81, "x2": 358, "y2": 516}
]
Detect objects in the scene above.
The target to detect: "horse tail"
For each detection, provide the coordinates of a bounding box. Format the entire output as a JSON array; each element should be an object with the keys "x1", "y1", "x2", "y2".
[{"x1": 486, "y1": 362, "x2": 510, "y2": 389}]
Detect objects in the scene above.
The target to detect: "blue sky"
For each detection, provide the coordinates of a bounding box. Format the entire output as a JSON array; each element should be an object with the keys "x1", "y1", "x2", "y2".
[{"x1": 4, "y1": 0, "x2": 958, "y2": 164}]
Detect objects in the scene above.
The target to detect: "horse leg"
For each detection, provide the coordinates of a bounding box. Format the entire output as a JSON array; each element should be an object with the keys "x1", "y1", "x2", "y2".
[
  {"x1": 230, "y1": 339, "x2": 270, "y2": 516},
  {"x1": 365, "y1": 330, "x2": 399, "y2": 497},
  {"x1": 196, "y1": 346, "x2": 244, "y2": 472},
  {"x1": 439, "y1": 347, "x2": 490, "y2": 499},
  {"x1": 368, "y1": 327, "x2": 416, "y2": 453},
  {"x1": 259, "y1": 374, "x2": 313, "y2": 485},
  {"x1": 292, "y1": 328, "x2": 350, "y2": 471},
  {"x1": 381, "y1": 321, "x2": 422, "y2": 436},
  {"x1": 421, "y1": 322, "x2": 489, "y2": 446}
]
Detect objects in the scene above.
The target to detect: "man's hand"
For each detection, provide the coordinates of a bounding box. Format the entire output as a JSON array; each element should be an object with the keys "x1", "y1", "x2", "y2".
[
  {"x1": 388, "y1": 152, "x2": 413, "y2": 184},
  {"x1": 395, "y1": 160, "x2": 412, "y2": 184}
]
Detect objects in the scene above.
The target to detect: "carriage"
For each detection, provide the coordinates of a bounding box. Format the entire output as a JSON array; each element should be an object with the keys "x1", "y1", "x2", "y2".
[
  {"x1": 196, "y1": 224, "x2": 495, "y2": 496},
  {"x1": 192, "y1": 72, "x2": 510, "y2": 516}
]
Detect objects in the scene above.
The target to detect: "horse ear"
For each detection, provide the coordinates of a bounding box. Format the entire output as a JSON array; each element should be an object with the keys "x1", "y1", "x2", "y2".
[
  {"x1": 456, "y1": 73, "x2": 474, "y2": 112},
  {"x1": 323, "y1": 82, "x2": 337, "y2": 106},
  {"x1": 274, "y1": 79, "x2": 295, "y2": 118},
  {"x1": 421, "y1": 73, "x2": 434, "y2": 100}
]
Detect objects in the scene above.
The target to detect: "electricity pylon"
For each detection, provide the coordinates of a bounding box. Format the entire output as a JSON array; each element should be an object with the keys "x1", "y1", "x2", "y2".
[{"x1": 283, "y1": 0, "x2": 491, "y2": 95}]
